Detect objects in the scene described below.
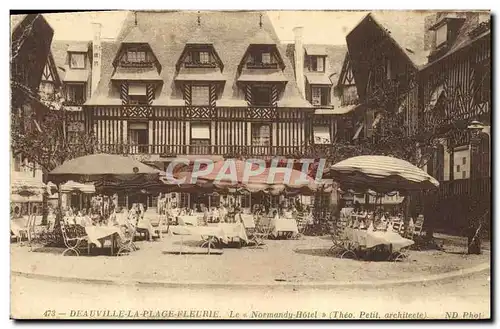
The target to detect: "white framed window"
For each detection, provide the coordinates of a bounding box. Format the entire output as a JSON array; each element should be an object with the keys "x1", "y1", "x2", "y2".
[
  {"x1": 199, "y1": 51, "x2": 210, "y2": 63},
  {"x1": 127, "y1": 50, "x2": 146, "y2": 63},
  {"x1": 251, "y1": 123, "x2": 271, "y2": 146},
  {"x1": 69, "y1": 53, "x2": 86, "y2": 69},
  {"x1": 128, "y1": 122, "x2": 149, "y2": 153},
  {"x1": 190, "y1": 123, "x2": 210, "y2": 140},
  {"x1": 311, "y1": 56, "x2": 325, "y2": 72},
  {"x1": 311, "y1": 87, "x2": 329, "y2": 106},
  {"x1": 262, "y1": 52, "x2": 271, "y2": 64},
  {"x1": 128, "y1": 83, "x2": 148, "y2": 105},
  {"x1": 190, "y1": 123, "x2": 211, "y2": 154},
  {"x1": 65, "y1": 84, "x2": 86, "y2": 103},
  {"x1": 313, "y1": 125, "x2": 331, "y2": 144},
  {"x1": 436, "y1": 24, "x2": 448, "y2": 46},
  {"x1": 191, "y1": 86, "x2": 210, "y2": 106},
  {"x1": 311, "y1": 87, "x2": 322, "y2": 106}
]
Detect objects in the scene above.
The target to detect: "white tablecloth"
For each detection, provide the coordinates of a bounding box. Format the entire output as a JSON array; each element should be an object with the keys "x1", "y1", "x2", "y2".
[
  {"x1": 170, "y1": 222, "x2": 248, "y2": 244},
  {"x1": 85, "y1": 226, "x2": 125, "y2": 247},
  {"x1": 178, "y1": 215, "x2": 202, "y2": 226},
  {"x1": 217, "y1": 223, "x2": 248, "y2": 243},
  {"x1": 270, "y1": 218, "x2": 299, "y2": 237},
  {"x1": 343, "y1": 228, "x2": 414, "y2": 251},
  {"x1": 11, "y1": 217, "x2": 29, "y2": 237}
]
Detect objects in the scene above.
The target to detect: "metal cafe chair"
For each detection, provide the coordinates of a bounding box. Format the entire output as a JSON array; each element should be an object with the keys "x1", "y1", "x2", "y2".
[{"x1": 60, "y1": 220, "x2": 89, "y2": 256}]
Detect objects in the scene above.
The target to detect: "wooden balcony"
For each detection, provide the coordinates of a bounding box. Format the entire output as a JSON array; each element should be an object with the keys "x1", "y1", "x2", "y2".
[
  {"x1": 95, "y1": 144, "x2": 306, "y2": 158},
  {"x1": 246, "y1": 62, "x2": 279, "y2": 69}
]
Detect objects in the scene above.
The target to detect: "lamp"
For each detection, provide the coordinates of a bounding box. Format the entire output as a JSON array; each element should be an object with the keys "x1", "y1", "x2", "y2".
[
  {"x1": 467, "y1": 120, "x2": 484, "y2": 137},
  {"x1": 466, "y1": 120, "x2": 485, "y2": 255}
]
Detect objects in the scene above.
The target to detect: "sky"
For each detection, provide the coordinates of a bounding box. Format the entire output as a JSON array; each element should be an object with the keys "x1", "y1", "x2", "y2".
[{"x1": 38, "y1": 10, "x2": 426, "y2": 45}]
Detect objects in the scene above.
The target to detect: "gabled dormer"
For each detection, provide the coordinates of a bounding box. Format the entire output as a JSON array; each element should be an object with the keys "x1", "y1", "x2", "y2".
[
  {"x1": 305, "y1": 45, "x2": 327, "y2": 73},
  {"x1": 236, "y1": 22, "x2": 288, "y2": 108},
  {"x1": 111, "y1": 23, "x2": 163, "y2": 106},
  {"x1": 238, "y1": 28, "x2": 286, "y2": 71},
  {"x1": 174, "y1": 19, "x2": 226, "y2": 107},
  {"x1": 112, "y1": 26, "x2": 161, "y2": 72},
  {"x1": 176, "y1": 26, "x2": 224, "y2": 71},
  {"x1": 428, "y1": 13, "x2": 466, "y2": 61}
]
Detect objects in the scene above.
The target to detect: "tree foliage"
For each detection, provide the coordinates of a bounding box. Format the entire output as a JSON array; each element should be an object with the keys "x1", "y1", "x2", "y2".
[{"x1": 11, "y1": 87, "x2": 97, "y2": 173}]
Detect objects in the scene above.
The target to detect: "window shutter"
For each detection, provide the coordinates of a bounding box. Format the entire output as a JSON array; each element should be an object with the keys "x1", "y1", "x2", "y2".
[
  {"x1": 191, "y1": 124, "x2": 210, "y2": 139},
  {"x1": 191, "y1": 86, "x2": 210, "y2": 106},
  {"x1": 317, "y1": 57, "x2": 324, "y2": 71},
  {"x1": 128, "y1": 84, "x2": 147, "y2": 95}
]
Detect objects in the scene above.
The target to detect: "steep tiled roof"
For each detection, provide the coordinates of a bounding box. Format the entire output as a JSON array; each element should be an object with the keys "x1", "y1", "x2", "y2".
[
  {"x1": 422, "y1": 11, "x2": 490, "y2": 68},
  {"x1": 87, "y1": 10, "x2": 308, "y2": 108},
  {"x1": 357, "y1": 12, "x2": 430, "y2": 68},
  {"x1": 50, "y1": 40, "x2": 97, "y2": 82}
]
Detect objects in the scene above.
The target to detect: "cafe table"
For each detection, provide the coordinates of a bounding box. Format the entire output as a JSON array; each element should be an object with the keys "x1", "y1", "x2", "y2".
[
  {"x1": 343, "y1": 227, "x2": 414, "y2": 252},
  {"x1": 85, "y1": 225, "x2": 125, "y2": 256}
]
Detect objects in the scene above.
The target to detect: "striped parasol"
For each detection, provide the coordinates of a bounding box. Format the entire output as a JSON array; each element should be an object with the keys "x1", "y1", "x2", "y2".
[
  {"x1": 329, "y1": 155, "x2": 439, "y2": 193},
  {"x1": 11, "y1": 171, "x2": 46, "y2": 198}
]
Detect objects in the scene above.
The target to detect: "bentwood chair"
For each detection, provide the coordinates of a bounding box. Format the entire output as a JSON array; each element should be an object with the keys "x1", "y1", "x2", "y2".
[{"x1": 60, "y1": 220, "x2": 89, "y2": 256}]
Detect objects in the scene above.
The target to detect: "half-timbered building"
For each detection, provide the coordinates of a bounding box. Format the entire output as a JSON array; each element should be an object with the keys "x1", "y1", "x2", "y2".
[
  {"x1": 344, "y1": 11, "x2": 491, "y2": 232},
  {"x1": 11, "y1": 14, "x2": 54, "y2": 215},
  {"x1": 419, "y1": 12, "x2": 491, "y2": 232},
  {"x1": 47, "y1": 11, "x2": 358, "y2": 209}
]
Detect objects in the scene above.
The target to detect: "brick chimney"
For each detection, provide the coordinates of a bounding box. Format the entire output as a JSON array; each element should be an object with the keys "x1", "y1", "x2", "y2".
[
  {"x1": 91, "y1": 22, "x2": 102, "y2": 96},
  {"x1": 293, "y1": 27, "x2": 305, "y2": 98}
]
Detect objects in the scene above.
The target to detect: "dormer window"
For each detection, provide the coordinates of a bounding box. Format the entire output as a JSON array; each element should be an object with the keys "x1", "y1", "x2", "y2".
[
  {"x1": 310, "y1": 56, "x2": 325, "y2": 72},
  {"x1": 192, "y1": 51, "x2": 210, "y2": 64},
  {"x1": 311, "y1": 87, "x2": 329, "y2": 106},
  {"x1": 185, "y1": 49, "x2": 216, "y2": 68},
  {"x1": 69, "y1": 53, "x2": 86, "y2": 69},
  {"x1": 65, "y1": 83, "x2": 86, "y2": 105},
  {"x1": 127, "y1": 50, "x2": 146, "y2": 63},
  {"x1": 247, "y1": 48, "x2": 278, "y2": 69},
  {"x1": 436, "y1": 24, "x2": 448, "y2": 47},
  {"x1": 118, "y1": 46, "x2": 154, "y2": 68}
]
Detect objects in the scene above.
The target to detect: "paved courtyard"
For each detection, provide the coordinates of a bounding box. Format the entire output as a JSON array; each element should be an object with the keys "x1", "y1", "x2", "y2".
[{"x1": 11, "y1": 234, "x2": 490, "y2": 284}]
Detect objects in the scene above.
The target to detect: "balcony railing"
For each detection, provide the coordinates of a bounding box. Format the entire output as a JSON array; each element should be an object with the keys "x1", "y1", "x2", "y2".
[
  {"x1": 119, "y1": 61, "x2": 154, "y2": 68},
  {"x1": 246, "y1": 62, "x2": 279, "y2": 69},
  {"x1": 184, "y1": 62, "x2": 217, "y2": 68},
  {"x1": 62, "y1": 99, "x2": 86, "y2": 106},
  {"x1": 95, "y1": 144, "x2": 306, "y2": 157}
]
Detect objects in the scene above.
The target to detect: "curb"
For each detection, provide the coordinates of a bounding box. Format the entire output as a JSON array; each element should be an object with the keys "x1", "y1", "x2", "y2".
[{"x1": 11, "y1": 262, "x2": 490, "y2": 290}]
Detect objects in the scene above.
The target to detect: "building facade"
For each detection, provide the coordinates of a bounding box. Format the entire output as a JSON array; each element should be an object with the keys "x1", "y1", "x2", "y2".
[
  {"x1": 11, "y1": 14, "x2": 54, "y2": 216},
  {"x1": 44, "y1": 11, "x2": 357, "y2": 209},
  {"x1": 345, "y1": 11, "x2": 491, "y2": 232}
]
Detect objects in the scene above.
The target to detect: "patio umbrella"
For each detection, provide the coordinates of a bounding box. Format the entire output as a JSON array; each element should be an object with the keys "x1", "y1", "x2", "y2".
[
  {"x1": 11, "y1": 171, "x2": 46, "y2": 197},
  {"x1": 48, "y1": 153, "x2": 163, "y2": 185},
  {"x1": 329, "y1": 155, "x2": 439, "y2": 193},
  {"x1": 11, "y1": 171, "x2": 47, "y2": 216},
  {"x1": 60, "y1": 180, "x2": 96, "y2": 194}
]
